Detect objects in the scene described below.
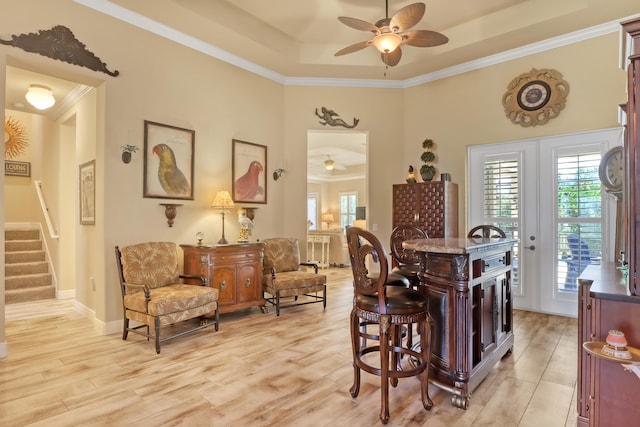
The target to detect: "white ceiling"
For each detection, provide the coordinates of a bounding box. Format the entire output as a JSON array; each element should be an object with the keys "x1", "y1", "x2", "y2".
[{"x1": 5, "y1": 0, "x2": 640, "y2": 180}]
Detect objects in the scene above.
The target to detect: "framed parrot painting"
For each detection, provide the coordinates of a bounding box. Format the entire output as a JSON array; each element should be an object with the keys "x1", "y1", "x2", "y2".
[
  {"x1": 143, "y1": 120, "x2": 195, "y2": 200},
  {"x1": 232, "y1": 139, "x2": 267, "y2": 204}
]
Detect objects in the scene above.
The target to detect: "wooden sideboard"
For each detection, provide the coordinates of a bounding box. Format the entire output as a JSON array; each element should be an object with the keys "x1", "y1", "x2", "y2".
[
  {"x1": 577, "y1": 263, "x2": 640, "y2": 426},
  {"x1": 181, "y1": 243, "x2": 266, "y2": 314},
  {"x1": 403, "y1": 237, "x2": 516, "y2": 409}
]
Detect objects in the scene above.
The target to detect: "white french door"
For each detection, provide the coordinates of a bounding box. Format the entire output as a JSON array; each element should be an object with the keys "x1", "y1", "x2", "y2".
[{"x1": 468, "y1": 128, "x2": 622, "y2": 316}]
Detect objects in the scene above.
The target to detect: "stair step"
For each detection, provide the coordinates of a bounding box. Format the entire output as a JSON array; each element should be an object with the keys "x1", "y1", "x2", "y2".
[
  {"x1": 5, "y1": 261, "x2": 48, "y2": 276},
  {"x1": 4, "y1": 226, "x2": 54, "y2": 304},
  {"x1": 5, "y1": 229, "x2": 40, "y2": 241},
  {"x1": 5, "y1": 240, "x2": 42, "y2": 252},
  {"x1": 5, "y1": 250, "x2": 46, "y2": 264},
  {"x1": 5, "y1": 273, "x2": 52, "y2": 290},
  {"x1": 5, "y1": 286, "x2": 56, "y2": 304}
]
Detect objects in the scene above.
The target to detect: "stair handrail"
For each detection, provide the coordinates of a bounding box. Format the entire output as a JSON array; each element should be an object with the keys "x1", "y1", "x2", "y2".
[{"x1": 34, "y1": 180, "x2": 59, "y2": 240}]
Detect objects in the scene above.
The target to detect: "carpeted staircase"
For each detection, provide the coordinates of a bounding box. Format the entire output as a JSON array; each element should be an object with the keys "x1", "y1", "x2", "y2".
[{"x1": 5, "y1": 228, "x2": 55, "y2": 304}]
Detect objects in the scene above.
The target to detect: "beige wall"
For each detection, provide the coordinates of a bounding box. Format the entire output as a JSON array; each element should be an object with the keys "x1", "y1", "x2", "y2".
[
  {"x1": 0, "y1": 0, "x2": 631, "y2": 350},
  {"x1": 4, "y1": 111, "x2": 41, "y2": 222},
  {"x1": 307, "y1": 178, "x2": 366, "y2": 230},
  {"x1": 403, "y1": 32, "x2": 627, "y2": 234}
]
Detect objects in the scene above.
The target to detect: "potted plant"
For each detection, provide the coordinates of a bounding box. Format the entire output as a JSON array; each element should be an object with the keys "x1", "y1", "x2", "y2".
[{"x1": 420, "y1": 138, "x2": 436, "y2": 181}]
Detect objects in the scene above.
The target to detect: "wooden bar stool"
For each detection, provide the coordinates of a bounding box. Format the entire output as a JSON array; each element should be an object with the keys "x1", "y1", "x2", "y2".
[{"x1": 346, "y1": 227, "x2": 434, "y2": 424}]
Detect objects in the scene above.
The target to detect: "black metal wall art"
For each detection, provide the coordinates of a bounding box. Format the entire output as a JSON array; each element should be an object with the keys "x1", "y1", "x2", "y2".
[
  {"x1": 0, "y1": 25, "x2": 119, "y2": 77},
  {"x1": 315, "y1": 107, "x2": 359, "y2": 128}
]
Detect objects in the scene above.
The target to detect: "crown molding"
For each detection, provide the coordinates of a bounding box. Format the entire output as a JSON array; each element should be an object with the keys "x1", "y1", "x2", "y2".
[{"x1": 74, "y1": 0, "x2": 636, "y2": 89}]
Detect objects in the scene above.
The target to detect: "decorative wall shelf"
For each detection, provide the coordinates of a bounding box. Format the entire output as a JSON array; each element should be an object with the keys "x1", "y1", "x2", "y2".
[{"x1": 583, "y1": 341, "x2": 640, "y2": 364}]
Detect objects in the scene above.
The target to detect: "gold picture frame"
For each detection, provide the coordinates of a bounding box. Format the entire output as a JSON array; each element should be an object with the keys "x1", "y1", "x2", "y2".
[
  {"x1": 232, "y1": 139, "x2": 267, "y2": 204},
  {"x1": 143, "y1": 120, "x2": 195, "y2": 200}
]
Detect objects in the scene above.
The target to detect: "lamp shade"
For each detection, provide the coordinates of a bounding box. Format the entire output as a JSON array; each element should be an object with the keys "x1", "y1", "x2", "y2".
[
  {"x1": 322, "y1": 213, "x2": 335, "y2": 223},
  {"x1": 372, "y1": 33, "x2": 402, "y2": 53},
  {"x1": 25, "y1": 84, "x2": 55, "y2": 110},
  {"x1": 212, "y1": 190, "x2": 234, "y2": 209}
]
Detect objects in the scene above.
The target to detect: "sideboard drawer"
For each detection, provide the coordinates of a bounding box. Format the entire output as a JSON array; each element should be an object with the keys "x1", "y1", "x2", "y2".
[{"x1": 200, "y1": 251, "x2": 261, "y2": 265}]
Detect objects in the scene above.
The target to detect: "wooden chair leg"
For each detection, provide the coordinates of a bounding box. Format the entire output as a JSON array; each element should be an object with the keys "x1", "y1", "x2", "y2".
[
  {"x1": 276, "y1": 291, "x2": 281, "y2": 316},
  {"x1": 390, "y1": 324, "x2": 400, "y2": 387},
  {"x1": 154, "y1": 317, "x2": 161, "y2": 354},
  {"x1": 420, "y1": 317, "x2": 434, "y2": 410},
  {"x1": 122, "y1": 318, "x2": 129, "y2": 340},
  {"x1": 349, "y1": 307, "x2": 361, "y2": 398},
  {"x1": 379, "y1": 315, "x2": 391, "y2": 424},
  {"x1": 323, "y1": 285, "x2": 327, "y2": 309}
]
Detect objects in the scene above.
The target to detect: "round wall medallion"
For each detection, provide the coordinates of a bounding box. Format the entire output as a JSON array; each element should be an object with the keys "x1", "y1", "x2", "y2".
[
  {"x1": 502, "y1": 68, "x2": 570, "y2": 127},
  {"x1": 4, "y1": 116, "x2": 29, "y2": 159}
]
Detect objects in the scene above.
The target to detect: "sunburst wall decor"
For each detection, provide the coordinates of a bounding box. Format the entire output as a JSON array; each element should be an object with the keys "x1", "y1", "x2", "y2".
[{"x1": 4, "y1": 117, "x2": 29, "y2": 159}]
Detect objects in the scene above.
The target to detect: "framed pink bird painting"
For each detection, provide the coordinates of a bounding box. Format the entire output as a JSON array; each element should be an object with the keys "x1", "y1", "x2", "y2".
[
  {"x1": 143, "y1": 120, "x2": 195, "y2": 200},
  {"x1": 232, "y1": 139, "x2": 266, "y2": 204}
]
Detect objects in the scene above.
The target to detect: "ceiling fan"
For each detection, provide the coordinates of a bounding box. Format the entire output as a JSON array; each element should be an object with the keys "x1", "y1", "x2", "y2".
[
  {"x1": 334, "y1": 1, "x2": 448, "y2": 67},
  {"x1": 324, "y1": 156, "x2": 345, "y2": 171}
]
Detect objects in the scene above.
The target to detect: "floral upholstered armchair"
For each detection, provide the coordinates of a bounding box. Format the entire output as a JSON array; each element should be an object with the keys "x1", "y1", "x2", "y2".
[
  {"x1": 262, "y1": 238, "x2": 327, "y2": 316},
  {"x1": 115, "y1": 242, "x2": 219, "y2": 353}
]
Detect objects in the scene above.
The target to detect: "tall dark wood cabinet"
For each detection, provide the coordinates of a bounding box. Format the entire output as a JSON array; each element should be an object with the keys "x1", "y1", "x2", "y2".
[
  {"x1": 392, "y1": 182, "x2": 458, "y2": 237},
  {"x1": 577, "y1": 18, "x2": 640, "y2": 427},
  {"x1": 626, "y1": 19, "x2": 640, "y2": 296}
]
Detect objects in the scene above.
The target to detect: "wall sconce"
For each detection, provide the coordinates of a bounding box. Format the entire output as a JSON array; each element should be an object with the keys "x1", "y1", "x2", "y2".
[
  {"x1": 322, "y1": 213, "x2": 335, "y2": 229},
  {"x1": 25, "y1": 84, "x2": 55, "y2": 110},
  {"x1": 273, "y1": 168, "x2": 285, "y2": 181},
  {"x1": 120, "y1": 145, "x2": 139, "y2": 164},
  {"x1": 212, "y1": 189, "x2": 235, "y2": 244}
]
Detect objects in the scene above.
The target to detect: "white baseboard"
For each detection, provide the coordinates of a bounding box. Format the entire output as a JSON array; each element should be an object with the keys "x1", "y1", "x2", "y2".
[
  {"x1": 73, "y1": 300, "x2": 121, "y2": 335},
  {"x1": 0, "y1": 341, "x2": 7, "y2": 358}
]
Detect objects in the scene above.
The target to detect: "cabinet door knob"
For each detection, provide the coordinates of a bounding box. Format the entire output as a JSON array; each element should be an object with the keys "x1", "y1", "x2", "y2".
[
  {"x1": 220, "y1": 280, "x2": 227, "y2": 291},
  {"x1": 245, "y1": 278, "x2": 251, "y2": 287}
]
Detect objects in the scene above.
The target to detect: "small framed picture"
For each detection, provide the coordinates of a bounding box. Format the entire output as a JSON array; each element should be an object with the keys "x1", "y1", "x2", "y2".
[
  {"x1": 232, "y1": 139, "x2": 267, "y2": 204},
  {"x1": 143, "y1": 120, "x2": 195, "y2": 200},
  {"x1": 79, "y1": 160, "x2": 95, "y2": 225}
]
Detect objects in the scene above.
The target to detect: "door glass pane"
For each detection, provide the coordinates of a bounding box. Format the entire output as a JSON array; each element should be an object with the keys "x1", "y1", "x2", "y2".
[
  {"x1": 307, "y1": 193, "x2": 318, "y2": 230},
  {"x1": 556, "y1": 152, "x2": 602, "y2": 292},
  {"x1": 483, "y1": 159, "x2": 520, "y2": 289}
]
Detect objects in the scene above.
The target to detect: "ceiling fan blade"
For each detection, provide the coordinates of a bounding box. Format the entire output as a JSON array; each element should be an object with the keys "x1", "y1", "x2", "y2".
[
  {"x1": 402, "y1": 30, "x2": 449, "y2": 47},
  {"x1": 381, "y1": 48, "x2": 402, "y2": 66},
  {"x1": 389, "y1": 3, "x2": 425, "y2": 32},
  {"x1": 338, "y1": 16, "x2": 379, "y2": 34},
  {"x1": 335, "y1": 40, "x2": 371, "y2": 56}
]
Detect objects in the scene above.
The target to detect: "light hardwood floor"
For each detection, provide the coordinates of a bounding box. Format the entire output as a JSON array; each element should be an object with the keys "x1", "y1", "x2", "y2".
[{"x1": 1, "y1": 268, "x2": 578, "y2": 426}]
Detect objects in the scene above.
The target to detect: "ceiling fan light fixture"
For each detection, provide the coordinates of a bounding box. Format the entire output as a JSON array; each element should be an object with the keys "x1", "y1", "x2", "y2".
[
  {"x1": 324, "y1": 159, "x2": 335, "y2": 171},
  {"x1": 25, "y1": 84, "x2": 55, "y2": 110},
  {"x1": 372, "y1": 32, "x2": 402, "y2": 53}
]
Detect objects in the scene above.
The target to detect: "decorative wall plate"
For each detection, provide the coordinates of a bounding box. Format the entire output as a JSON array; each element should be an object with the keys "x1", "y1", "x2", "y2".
[{"x1": 502, "y1": 68, "x2": 570, "y2": 127}]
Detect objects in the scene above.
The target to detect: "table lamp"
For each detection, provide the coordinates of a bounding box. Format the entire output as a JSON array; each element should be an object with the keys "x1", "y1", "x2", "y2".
[
  {"x1": 212, "y1": 190, "x2": 235, "y2": 244},
  {"x1": 322, "y1": 213, "x2": 335, "y2": 229}
]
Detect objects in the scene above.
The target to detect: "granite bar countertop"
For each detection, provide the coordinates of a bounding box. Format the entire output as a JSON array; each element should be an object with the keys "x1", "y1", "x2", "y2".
[
  {"x1": 579, "y1": 262, "x2": 640, "y2": 303},
  {"x1": 403, "y1": 237, "x2": 518, "y2": 255}
]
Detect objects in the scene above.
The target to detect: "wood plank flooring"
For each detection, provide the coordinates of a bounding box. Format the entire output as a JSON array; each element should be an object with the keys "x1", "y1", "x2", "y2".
[{"x1": 1, "y1": 268, "x2": 578, "y2": 426}]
